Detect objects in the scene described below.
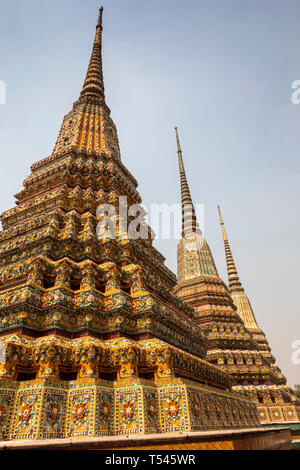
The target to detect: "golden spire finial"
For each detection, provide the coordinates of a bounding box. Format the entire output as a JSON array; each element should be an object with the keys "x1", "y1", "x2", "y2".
[
  {"x1": 217, "y1": 205, "x2": 228, "y2": 242},
  {"x1": 98, "y1": 6, "x2": 104, "y2": 29},
  {"x1": 175, "y1": 126, "x2": 182, "y2": 154},
  {"x1": 79, "y1": 6, "x2": 106, "y2": 102}
]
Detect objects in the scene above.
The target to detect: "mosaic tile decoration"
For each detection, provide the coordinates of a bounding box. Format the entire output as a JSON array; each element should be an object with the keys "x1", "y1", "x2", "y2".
[
  {"x1": 115, "y1": 387, "x2": 143, "y2": 435},
  {"x1": 39, "y1": 387, "x2": 68, "y2": 439},
  {"x1": 10, "y1": 388, "x2": 43, "y2": 440},
  {"x1": 66, "y1": 387, "x2": 96, "y2": 437},
  {"x1": 0, "y1": 5, "x2": 297, "y2": 446},
  {"x1": 95, "y1": 387, "x2": 114, "y2": 436},
  {"x1": 0, "y1": 376, "x2": 261, "y2": 440}
]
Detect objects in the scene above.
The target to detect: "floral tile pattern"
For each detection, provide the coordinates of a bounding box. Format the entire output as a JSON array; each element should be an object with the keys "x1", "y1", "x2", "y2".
[
  {"x1": 95, "y1": 388, "x2": 114, "y2": 435},
  {"x1": 66, "y1": 388, "x2": 95, "y2": 437},
  {"x1": 39, "y1": 388, "x2": 67, "y2": 439},
  {"x1": 143, "y1": 387, "x2": 160, "y2": 433},
  {"x1": 0, "y1": 375, "x2": 266, "y2": 441},
  {"x1": 116, "y1": 388, "x2": 143, "y2": 434},
  {"x1": 159, "y1": 386, "x2": 189, "y2": 433},
  {"x1": 0, "y1": 390, "x2": 15, "y2": 440},
  {"x1": 10, "y1": 390, "x2": 42, "y2": 440}
]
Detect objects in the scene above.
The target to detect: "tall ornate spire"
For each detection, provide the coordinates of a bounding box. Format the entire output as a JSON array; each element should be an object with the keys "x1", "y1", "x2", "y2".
[
  {"x1": 175, "y1": 127, "x2": 200, "y2": 237},
  {"x1": 51, "y1": 6, "x2": 121, "y2": 159},
  {"x1": 80, "y1": 7, "x2": 105, "y2": 102},
  {"x1": 217, "y1": 205, "x2": 243, "y2": 292},
  {"x1": 217, "y1": 205, "x2": 261, "y2": 330},
  {"x1": 174, "y1": 128, "x2": 219, "y2": 282}
]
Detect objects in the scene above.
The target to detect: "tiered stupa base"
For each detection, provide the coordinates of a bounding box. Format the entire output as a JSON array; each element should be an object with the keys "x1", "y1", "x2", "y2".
[
  {"x1": 0, "y1": 334, "x2": 260, "y2": 441},
  {"x1": 0, "y1": 377, "x2": 259, "y2": 441}
]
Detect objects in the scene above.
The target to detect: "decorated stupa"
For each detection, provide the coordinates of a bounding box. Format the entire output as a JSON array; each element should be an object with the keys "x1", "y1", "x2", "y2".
[
  {"x1": 0, "y1": 7, "x2": 261, "y2": 443},
  {"x1": 173, "y1": 128, "x2": 300, "y2": 426}
]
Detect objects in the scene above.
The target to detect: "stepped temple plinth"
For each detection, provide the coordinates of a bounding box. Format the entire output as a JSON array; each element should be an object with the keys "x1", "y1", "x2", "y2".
[{"x1": 0, "y1": 8, "x2": 266, "y2": 444}]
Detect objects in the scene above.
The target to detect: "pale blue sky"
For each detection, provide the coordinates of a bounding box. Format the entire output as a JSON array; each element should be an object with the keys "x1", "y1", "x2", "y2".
[{"x1": 0, "y1": 0, "x2": 299, "y2": 387}]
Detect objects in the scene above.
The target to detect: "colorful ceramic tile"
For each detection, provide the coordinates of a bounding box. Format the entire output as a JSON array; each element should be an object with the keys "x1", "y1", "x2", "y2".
[
  {"x1": 39, "y1": 387, "x2": 68, "y2": 439},
  {"x1": 115, "y1": 388, "x2": 143, "y2": 434},
  {"x1": 10, "y1": 389, "x2": 42, "y2": 440},
  {"x1": 66, "y1": 388, "x2": 95, "y2": 437},
  {"x1": 95, "y1": 388, "x2": 114, "y2": 435},
  {"x1": 159, "y1": 386, "x2": 189, "y2": 433},
  {"x1": 0, "y1": 389, "x2": 15, "y2": 440},
  {"x1": 143, "y1": 387, "x2": 160, "y2": 433}
]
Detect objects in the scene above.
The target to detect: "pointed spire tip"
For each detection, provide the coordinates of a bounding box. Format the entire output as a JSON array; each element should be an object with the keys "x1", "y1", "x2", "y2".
[
  {"x1": 79, "y1": 5, "x2": 105, "y2": 101},
  {"x1": 218, "y1": 205, "x2": 228, "y2": 241},
  {"x1": 175, "y1": 126, "x2": 182, "y2": 153},
  {"x1": 217, "y1": 205, "x2": 224, "y2": 223},
  {"x1": 97, "y1": 6, "x2": 104, "y2": 29}
]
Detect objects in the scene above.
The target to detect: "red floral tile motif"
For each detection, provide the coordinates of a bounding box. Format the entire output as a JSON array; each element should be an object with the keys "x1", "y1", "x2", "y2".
[
  {"x1": 12, "y1": 392, "x2": 40, "y2": 439},
  {"x1": 42, "y1": 392, "x2": 66, "y2": 437},
  {"x1": 160, "y1": 388, "x2": 189, "y2": 432},
  {"x1": 116, "y1": 389, "x2": 142, "y2": 434},
  {"x1": 67, "y1": 390, "x2": 95, "y2": 437},
  {"x1": 96, "y1": 389, "x2": 114, "y2": 436}
]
